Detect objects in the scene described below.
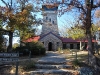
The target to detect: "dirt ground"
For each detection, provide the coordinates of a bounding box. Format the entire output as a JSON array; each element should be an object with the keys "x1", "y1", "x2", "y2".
[
  {"x1": 0, "y1": 51, "x2": 100, "y2": 75},
  {"x1": 0, "y1": 56, "x2": 40, "y2": 75}
]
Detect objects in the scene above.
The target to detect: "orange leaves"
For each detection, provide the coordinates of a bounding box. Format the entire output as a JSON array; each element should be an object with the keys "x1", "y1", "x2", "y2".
[
  {"x1": 22, "y1": 9, "x2": 28, "y2": 15},
  {"x1": 95, "y1": 9, "x2": 100, "y2": 18},
  {"x1": 25, "y1": 4, "x2": 33, "y2": 11}
]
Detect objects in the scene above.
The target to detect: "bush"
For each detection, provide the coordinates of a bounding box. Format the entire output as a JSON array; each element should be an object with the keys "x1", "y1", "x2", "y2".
[
  {"x1": 14, "y1": 46, "x2": 29, "y2": 56},
  {"x1": 40, "y1": 47, "x2": 46, "y2": 55},
  {"x1": 22, "y1": 61, "x2": 35, "y2": 70},
  {"x1": 72, "y1": 59, "x2": 80, "y2": 69},
  {"x1": 0, "y1": 48, "x2": 6, "y2": 52},
  {"x1": 26, "y1": 42, "x2": 46, "y2": 55},
  {"x1": 30, "y1": 45, "x2": 46, "y2": 55},
  {"x1": 72, "y1": 59, "x2": 80, "y2": 66},
  {"x1": 14, "y1": 41, "x2": 46, "y2": 56}
]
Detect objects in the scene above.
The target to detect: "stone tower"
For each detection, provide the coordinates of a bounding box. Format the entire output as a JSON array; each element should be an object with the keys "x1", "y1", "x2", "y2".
[
  {"x1": 41, "y1": 4, "x2": 59, "y2": 36},
  {"x1": 39, "y1": 4, "x2": 62, "y2": 51}
]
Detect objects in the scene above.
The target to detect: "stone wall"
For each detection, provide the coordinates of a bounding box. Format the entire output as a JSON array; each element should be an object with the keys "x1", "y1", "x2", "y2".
[
  {"x1": 40, "y1": 33, "x2": 62, "y2": 51},
  {"x1": 41, "y1": 10, "x2": 59, "y2": 36}
]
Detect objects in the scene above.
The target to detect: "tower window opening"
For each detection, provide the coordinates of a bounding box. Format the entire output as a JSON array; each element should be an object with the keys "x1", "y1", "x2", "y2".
[
  {"x1": 49, "y1": 18, "x2": 51, "y2": 22},
  {"x1": 46, "y1": 17, "x2": 48, "y2": 20},
  {"x1": 52, "y1": 21, "x2": 54, "y2": 24}
]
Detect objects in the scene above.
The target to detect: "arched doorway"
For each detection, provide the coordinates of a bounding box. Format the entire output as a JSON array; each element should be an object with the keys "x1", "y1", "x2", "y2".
[{"x1": 48, "y1": 42, "x2": 52, "y2": 51}]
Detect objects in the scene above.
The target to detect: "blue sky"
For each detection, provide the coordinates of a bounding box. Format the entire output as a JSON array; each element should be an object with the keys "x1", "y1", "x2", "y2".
[
  {"x1": 0, "y1": 0, "x2": 20, "y2": 44},
  {"x1": 0, "y1": 0, "x2": 5, "y2": 6},
  {"x1": 0, "y1": 0, "x2": 79, "y2": 43}
]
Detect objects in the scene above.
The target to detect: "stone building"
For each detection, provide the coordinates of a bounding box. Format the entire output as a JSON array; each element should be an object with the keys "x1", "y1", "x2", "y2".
[
  {"x1": 24, "y1": 4, "x2": 97, "y2": 51},
  {"x1": 39, "y1": 4, "x2": 62, "y2": 51}
]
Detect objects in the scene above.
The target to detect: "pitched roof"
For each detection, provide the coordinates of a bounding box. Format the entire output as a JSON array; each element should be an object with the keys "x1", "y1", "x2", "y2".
[
  {"x1": 23, "y1": 34, "x2": 97, "y2": 43},
  {"x1": 42, "y1": 5, "x2": 58, "y2": 11},
  {"x1": 61, "y1": 37, "x2": 79, "y2": 42},
  {"x1": 24, "y1": 36, "x2": 40, "y2": 42},
  {"x1": 61, "y1": 37, "x2": 97, "y2": 43},
  {"x1": 39, "y1": 32, "x2": 61, "y2": 41}
]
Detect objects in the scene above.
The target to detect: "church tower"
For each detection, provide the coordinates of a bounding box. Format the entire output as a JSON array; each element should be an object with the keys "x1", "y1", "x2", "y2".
[
  {"x1": 39, "y1": 4, "x2": 62, "y2": 51},
  {"x1": 41, "y1": 4, "x2": 59, "y2": 36}
]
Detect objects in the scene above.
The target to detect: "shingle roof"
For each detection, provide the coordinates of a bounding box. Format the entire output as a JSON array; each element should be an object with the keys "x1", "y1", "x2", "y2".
[
  {"x1": 23, "y1": 35, "x2": 97, "y2": 43},
  {"x1": 61, "y1": 37, "x2": 97, "y2": 43}
]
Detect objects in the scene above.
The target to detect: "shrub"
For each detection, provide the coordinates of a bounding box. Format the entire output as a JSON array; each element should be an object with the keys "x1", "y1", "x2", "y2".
[
  {"x1": 22, "y1": 61, "x2": 35, "y2": 70},
  {"x1": 14, "y1": 46, "x2": 29, "y2": 56},
  {"x1": 0, "y1": 48, "x2": 6, "y2": 52},
  {"x1": 31, "y1": 45, "x2": 46, "y2": 55},
  {"x1": 25, "y1": 41, "x2": 46, "y2": 55},
  {"x1": 14, "y1": 41, "x2": 46, "y2": 56},
  {"x1": 72, "y1": 59, "x2": 80, "y2": 66},
  {"x1": 72, "y1": 59, "x2": 80, "y2": 69},
  {"x1": 40, "y1": 47, "x2": 46, "y2": 55}
]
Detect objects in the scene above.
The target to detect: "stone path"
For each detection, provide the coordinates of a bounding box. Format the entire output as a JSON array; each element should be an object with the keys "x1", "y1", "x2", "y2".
[{"x1": 30, "y1": 51, "x2": 76, "y2": 75}]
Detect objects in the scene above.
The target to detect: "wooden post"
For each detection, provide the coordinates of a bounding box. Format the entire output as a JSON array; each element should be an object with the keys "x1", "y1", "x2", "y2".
[
  {"x1": 29, "y1": 51, "x2": 31, "y2": 61},
  {"x1": 0, "y1": 53, "x2": 19, "y2": 75},
  {"x1": 15, "y1": 61, "x2": 19, "y2": 75},
  {"x1": 76, "y1": 51, "x2": 77, "y2": 60}
]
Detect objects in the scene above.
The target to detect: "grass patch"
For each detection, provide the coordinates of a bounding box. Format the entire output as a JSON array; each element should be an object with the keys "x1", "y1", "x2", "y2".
[
  {"x1": 58, "y1": 49, "x2": 71, "y2": 54},
  {"x1": 62, "y1": 50, "x2": 88, "y2": 62},
  {"x1": 58, "y1": 50, "x2": 90, "y2": 69},
  {"x1": 19, "y1": 60, "x2": 36, "y2": 71}
]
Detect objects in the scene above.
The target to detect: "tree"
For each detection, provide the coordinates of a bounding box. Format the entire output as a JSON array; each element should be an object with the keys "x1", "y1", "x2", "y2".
[
  {"x1": 57, "y1": 0, "x2": 100, "y2": 69},
  {"x1": 12, "y1": 43, "x2": 19, "y2": 49},
  {"x1": 0, "y1": 0, "x2": 37, "y2": 52},
  {"x1": 60, "y1": 0, "x2": 100, "y2": 69},
  {"x1": 0, "y1": 20, "x2": 4, "y2": 51},
  {"x1": 34, "y1": 0, "x2": 100, "y2": 69},
  {"x1": 67, "y1": 25, "x2": 85, "y2": 50},
  {"x1": 95, "y1": 8, "x2": 100, "y2": 18},
  {"x1": 0, "y1": 19, "x2": 8, "y2": 52}
]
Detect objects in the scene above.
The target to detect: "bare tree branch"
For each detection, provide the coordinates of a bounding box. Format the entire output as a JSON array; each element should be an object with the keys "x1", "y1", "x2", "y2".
[{"x1": 1, "y1": 0, "x2": 9, "y2": 7}]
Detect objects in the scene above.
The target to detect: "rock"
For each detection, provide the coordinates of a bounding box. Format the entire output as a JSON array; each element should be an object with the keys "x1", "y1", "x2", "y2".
[{"x1": 79, "y1": 67, "x2": 93, "y2": 75}]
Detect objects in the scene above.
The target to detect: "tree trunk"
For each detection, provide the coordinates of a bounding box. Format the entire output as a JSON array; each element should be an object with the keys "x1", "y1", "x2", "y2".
[
  {"x1": 7, "y1": 31, "x2": 13, "y2": 52},
  {"x1": 86, "y1": 0, "x2": 98, "y2": 69}
]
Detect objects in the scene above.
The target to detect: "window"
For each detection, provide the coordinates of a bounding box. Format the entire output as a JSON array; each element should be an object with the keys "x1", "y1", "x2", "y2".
[
  {"x1": 46, "y1": 17, "x2": 48, "y2": 20},
  {"x1": 70, "y1": 44, "x2": 73, "y2": 49},
  {"x1": 57, "y1": 42, "x2": 59, "y2": 46},
  {"x1": 49, "y1": 18, "x2": 51, "y2": 22},
  {"x1": 52, "y1": 21, "x2": 54, "y2": 24},
  {"x1": 77, "y1": 44, "x2": 80, "y2": 49},
  {"x1": 63, "y1": 44, "x2": 66, "y2": 49}
]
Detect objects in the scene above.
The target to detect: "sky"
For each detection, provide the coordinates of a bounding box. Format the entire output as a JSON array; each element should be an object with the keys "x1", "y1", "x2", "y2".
[
  {"x1": 0, "y1": 0, "x2": 81, "y2": 44},
  {"x1": 0, "y1": 0, "x2": 20, "y2": 44}
]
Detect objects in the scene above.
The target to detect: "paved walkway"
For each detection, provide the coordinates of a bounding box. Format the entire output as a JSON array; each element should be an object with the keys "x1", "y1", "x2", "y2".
[
  {"x1": 37, "y1": 51, "x2": 67, "y2": 63},
  {"x1": 30, "y1": 51, "x2": 75, "y2": 75}
]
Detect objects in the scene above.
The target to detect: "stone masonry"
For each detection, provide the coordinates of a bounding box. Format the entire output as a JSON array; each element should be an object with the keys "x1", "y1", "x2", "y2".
[{"x1": 40, "y1": 5, "x2": 62, "y2": 51}]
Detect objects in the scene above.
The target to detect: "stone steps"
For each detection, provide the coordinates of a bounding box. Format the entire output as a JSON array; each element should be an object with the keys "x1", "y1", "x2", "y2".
[
  {"x1": 37, "y1": 61, "x2": 66, "y2": 65},
  {"x1": 30, "y1": 52, "x2": 75, "y2": 75},
  {"x1": 30, "y1": 69, "x2": 74, "y2": 75},
  {"x1": 35, "y1": 64, "x2": 73, "y2": 69},
  {"x1": 30, "y1": 60, "x2": 74, "y2": 75}
]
